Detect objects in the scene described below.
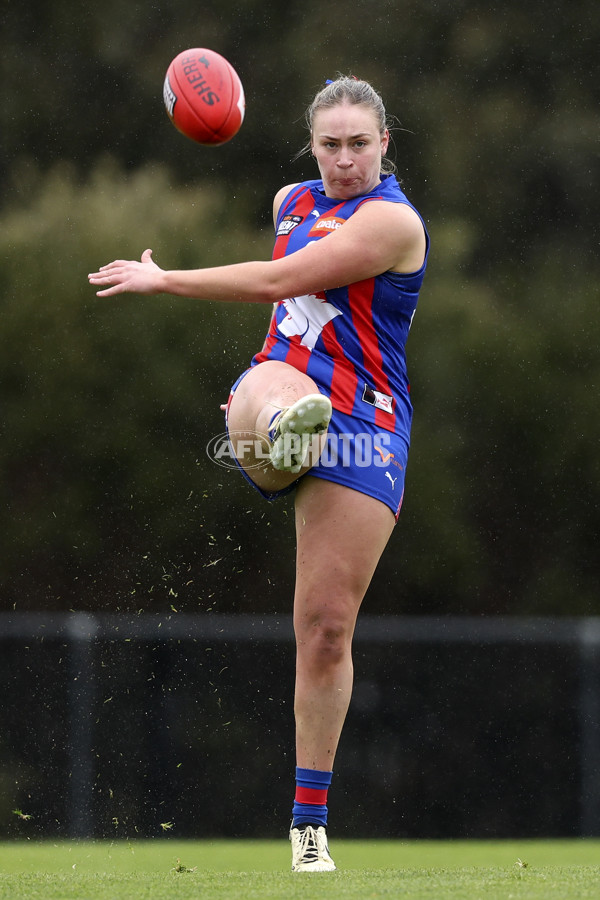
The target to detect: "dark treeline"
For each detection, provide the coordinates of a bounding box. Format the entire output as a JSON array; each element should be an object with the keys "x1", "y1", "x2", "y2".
[{"x1": 1, "y1": 0, "x2": 598, "y2": 615}]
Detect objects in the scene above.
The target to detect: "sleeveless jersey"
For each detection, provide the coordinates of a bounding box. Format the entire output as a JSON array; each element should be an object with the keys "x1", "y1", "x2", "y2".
[{"x1": 251, "y1": 174, "x2": 429, "y2": 440}]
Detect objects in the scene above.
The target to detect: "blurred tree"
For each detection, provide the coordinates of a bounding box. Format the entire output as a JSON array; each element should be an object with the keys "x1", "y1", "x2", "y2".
[{"x1": 0, "y1": 161, "x2": 292, "y2": 610}]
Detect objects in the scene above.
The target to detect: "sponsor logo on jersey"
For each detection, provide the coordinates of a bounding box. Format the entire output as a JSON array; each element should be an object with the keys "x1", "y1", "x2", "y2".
[
  {"x1": 362, "y1": 385, "x2": 394, "y2": 414},
  {"x1": 308, "y1": 215, "x2": 346, "y2": 237},
  {"x1": 276, "y1": 214, "x2": 303, "y2": 237}
]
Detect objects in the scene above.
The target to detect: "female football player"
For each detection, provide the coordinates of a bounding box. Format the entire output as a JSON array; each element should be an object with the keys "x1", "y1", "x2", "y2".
[{"x1": 89, "y1": 75, "x2": 429, "y2": 871}]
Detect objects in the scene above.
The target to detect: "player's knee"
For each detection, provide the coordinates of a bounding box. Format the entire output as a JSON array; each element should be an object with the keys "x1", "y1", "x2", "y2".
[{"x1": 295, "y1": 611, "x2": 354, "y2": 669}]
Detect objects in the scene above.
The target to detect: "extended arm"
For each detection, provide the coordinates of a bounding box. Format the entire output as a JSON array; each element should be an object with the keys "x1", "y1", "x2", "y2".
[{"x1": 88, "y1": 197, "x2": 425, "y2": 302}]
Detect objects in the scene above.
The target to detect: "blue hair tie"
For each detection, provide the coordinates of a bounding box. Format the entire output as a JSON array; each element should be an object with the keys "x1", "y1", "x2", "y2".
[{"x1": 325, "y1": 76, "x2": 359, "y2": 85}]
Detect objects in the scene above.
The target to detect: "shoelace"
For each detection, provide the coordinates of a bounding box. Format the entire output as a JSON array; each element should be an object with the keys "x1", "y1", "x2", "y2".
[{"x1": 297, "y1": 826, "x2": 319, "y2": 861}]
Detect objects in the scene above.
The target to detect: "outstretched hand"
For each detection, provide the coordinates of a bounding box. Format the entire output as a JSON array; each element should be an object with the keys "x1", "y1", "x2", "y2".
[{"x1": 88, "y1": 249, "x2": 164, "y2": 297}]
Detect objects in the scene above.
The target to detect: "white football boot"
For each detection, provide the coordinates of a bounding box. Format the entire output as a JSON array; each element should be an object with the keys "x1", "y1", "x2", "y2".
[
  {"x1": 290, "y1": 823, "x2": 336, "y2": 872},
  {"x1": 268, "y1": 394, "x2": 332, "y2": 474}
]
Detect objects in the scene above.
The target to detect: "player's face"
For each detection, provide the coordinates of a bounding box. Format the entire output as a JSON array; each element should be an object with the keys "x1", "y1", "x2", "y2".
[{"x1": 311, "y1": 103, "x2": 389, "y2": 200}]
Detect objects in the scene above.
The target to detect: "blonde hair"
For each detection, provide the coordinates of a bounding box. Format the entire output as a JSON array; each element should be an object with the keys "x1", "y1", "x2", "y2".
[{"x1": 298, "y1": 75, "x2": 396, "y2": 174}]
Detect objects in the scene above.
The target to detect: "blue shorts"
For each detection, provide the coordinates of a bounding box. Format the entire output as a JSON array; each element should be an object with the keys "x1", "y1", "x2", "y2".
[{"x1": 225, "y1": 371, "x2": 409, "y2": 520}]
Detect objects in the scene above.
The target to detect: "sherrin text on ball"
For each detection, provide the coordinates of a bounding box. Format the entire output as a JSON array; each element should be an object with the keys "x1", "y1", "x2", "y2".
[{"x1": 163, "y1": 48, "x2": 245, "y2": 146}]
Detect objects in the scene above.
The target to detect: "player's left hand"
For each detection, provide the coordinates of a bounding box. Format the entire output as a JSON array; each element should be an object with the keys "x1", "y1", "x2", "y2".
[{"x1": 88, "y1": 248, "x2": 164, "y2": 297}]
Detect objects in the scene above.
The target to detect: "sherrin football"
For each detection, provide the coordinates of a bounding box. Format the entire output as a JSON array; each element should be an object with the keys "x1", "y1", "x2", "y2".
[{"x1": 163, "y1": 48, "x2": 245, "y2": 146}]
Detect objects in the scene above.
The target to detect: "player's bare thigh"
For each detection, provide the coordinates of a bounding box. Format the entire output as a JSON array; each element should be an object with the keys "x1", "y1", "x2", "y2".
[{"x1": 294, "y1": 476, "x2": 395, "y2": 625}]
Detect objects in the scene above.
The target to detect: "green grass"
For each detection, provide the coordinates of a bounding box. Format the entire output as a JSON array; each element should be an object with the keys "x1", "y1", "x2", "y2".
[{"x1": 1, "y1": 839, "x2": 599, "y2": 899}]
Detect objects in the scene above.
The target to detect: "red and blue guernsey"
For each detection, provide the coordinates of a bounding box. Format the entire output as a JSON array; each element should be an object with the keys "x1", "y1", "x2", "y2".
[{"x1": 252, "y1": 174, "x2": 430, "y2": 441}]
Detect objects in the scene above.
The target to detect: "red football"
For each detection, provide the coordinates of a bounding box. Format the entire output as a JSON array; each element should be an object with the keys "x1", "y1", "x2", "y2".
[{"x1": 163, "y1": 48, "x2": 245, "y2": 146}]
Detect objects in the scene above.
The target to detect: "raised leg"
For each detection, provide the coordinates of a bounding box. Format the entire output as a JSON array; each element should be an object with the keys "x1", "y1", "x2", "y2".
[{"x1": 226, "y1": 360, "x2": 328, "y2": 492}]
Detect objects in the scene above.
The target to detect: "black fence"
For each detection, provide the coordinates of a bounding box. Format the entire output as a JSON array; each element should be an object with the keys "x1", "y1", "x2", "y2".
[{"x1": 1, "y1": 613, "x2": 599, "y2": 840}]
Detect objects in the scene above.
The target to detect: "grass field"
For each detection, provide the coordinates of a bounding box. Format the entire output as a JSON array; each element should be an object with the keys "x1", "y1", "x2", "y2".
[{"x1": 1, "y1": 838, "x2": 599, "y2": 899}]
